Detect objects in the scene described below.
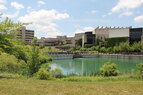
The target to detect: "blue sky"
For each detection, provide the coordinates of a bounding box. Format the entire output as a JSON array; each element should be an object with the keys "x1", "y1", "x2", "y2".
[{"x1": 0, "y1": 0, "x2": 143, "y2": 38}]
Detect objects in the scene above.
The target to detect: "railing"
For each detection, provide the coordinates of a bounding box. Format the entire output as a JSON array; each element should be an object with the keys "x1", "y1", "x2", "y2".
[{"x1": 48, "y1": 51, "x2": 98, "y2": 60}]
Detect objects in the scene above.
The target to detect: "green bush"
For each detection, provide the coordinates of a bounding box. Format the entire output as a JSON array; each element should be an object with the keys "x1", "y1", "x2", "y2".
[
  {"x1": 136, "y1": 63, "x2": 143, "y2": 78},
  {"x1": 51, "y1": 68, "x2": 63, "y2": 78},
  {"x1": 100, "y1": 62, "x2": 120, "y2": 77},
  {"x1": 40, "y1": 63, "x2": 51, "y2": 72},
  {"x1": 84, "y1": 44, "x2": 93, "y2": 48},
  {"x1": 99, "y1": 47, "x2": 106, "y2": 53},
  {"x1": 36, "y1": 69, "x2": 52, "y2": 80},
  {"x1": 0, "y1": 53, "x2": 26, "y2": 73}
]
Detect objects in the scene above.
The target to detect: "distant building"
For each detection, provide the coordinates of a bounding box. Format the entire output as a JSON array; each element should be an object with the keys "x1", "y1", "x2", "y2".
[
  {"x1": 82, "y1": 32, "x2": 96, "y2": 47},
  {"x1": 74, "y1": 33, "x2": 84, "y2": 47},
  {"x1": 57, "y1": 35, "x2": 67, "y2": 39},
  {"x1": 74, "y1": 32, "x2": 96, "y2": 48},
  {"x1": 0, "y1": 26, "x2": 34, "y2": 44},
  {"x1": 38, "y1": 37, "x2": 62, "y2": 46},
  {"x1": 17, "y1": 27, "x2": 34, "y2": 44},
  {"x1": 129, "y1": 28, "x2": 143, "y2": 44},
  {"x1": 38, "y1": 36, "x2": 74, "y2": 46},
  {"x1": 93, "y1": 27, "x2": 130, "y2": 41}
]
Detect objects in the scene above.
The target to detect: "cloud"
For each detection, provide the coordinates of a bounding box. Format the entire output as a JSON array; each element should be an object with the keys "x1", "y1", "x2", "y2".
[
  {"x1": 74, "y1": 26, "x2": 94, "y2": 34},
  {"x1": 134, "y1": 15, "x2": 143, "y2": 23},
  {"x1": 18, "y1": 9, "x2": 70, "y2": 38},
  {"x1": 2, "y1": 11, "x2": 19, "y2": 18},
  {"x1": 27, "y1": 6, "x2": 34, "y2": 13},
  {"x1": 0, "y1": 0, "x2": 7, "y2": 10},
  {"x1": 11, "y1": 2, "x2": 24, "y2": 10},
  {"x1": 119, "y1": 11, "x2": 133, "y2": 17},
  {"x1": 86, "y1": 10, "x2": 97, "y2": 14},
  {"x1": 37, "y1": 0, "x2": 46, "y2": 5},
  {"x1": 90, "y1": 10, "x2": 97, "y2": 14},
  {"x1": 0, "y1": 0, "x2": 6, "y2": 3},
  {"x1": 112, "y1": 0, "x2": 143, "y2": 12},
  {"x1": 0, "y1": 4, "x2": 6, "y2": 10}
]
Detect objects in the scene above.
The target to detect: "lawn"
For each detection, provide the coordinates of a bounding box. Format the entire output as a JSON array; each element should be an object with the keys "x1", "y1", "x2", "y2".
[{"x1": 0, "y1": 78, "x2": 143, "y2": 95}]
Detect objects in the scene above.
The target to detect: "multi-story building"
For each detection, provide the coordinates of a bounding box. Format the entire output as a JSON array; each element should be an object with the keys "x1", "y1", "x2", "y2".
[
  {"x1": 17, "y1": 27, "x2": 34, "y2": 44},
  {"x1": 129, "y1": 28, "x2": 143, "y2": 44},
  {"x1": 93, "y1": 27, "x2": 130, "y2": 41}
]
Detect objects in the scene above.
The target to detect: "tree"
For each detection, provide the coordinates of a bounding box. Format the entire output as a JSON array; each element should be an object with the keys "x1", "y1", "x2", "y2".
[
  {"x1": 28, "y1": 38, "x2": 40, "y2": 76},
  {"x1": 0, "y1": 17, "x2": 28, "y2": 60}
]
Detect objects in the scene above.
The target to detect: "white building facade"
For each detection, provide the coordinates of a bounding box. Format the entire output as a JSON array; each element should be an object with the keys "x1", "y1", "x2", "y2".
[{"x1": 93, "y1": 27, "x2": 131, "y2": 41}]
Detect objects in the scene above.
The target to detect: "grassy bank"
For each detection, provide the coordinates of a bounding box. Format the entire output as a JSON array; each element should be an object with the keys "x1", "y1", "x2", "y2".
[
  {"x1": 0, "y1": 78, "x2": 143, "y2": 95},
  {"x1": 0, "y1": 73, "x2": 143, "y2": 95}
]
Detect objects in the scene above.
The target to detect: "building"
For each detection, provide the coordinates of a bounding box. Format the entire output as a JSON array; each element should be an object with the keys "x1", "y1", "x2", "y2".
[
  {"x1": 129, "y1": 28, "x2": 143, "y2": 44},
  {"x1": 74, "y1": 32, "x2": 96, "y2": 48},
  {"x1": 57, "y1": 35, "x2": 67, "y2": 39},
  {"x1": 17, "y1": 27, "x2": 34, "y2": 44},
  {"x1": 38, "y1": 36, "x2": 74, "y2": 46},
  {"x1": 93, "y1": 27, "x2": 130, "y2": 41},
  {"x1": 38, "y1": 37, "x2": 63, "y2": 46},
  {"x1": 82, "y1": 32, "x2": 96, "y2": 47},
  {"x1": 74, "y1": 33, "x2": 84, "y2": 47}
]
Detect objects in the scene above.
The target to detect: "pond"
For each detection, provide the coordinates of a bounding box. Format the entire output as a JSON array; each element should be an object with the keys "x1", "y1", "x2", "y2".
[{"x1": 51, "y1": 57, "x2": 143, "y2": 76}]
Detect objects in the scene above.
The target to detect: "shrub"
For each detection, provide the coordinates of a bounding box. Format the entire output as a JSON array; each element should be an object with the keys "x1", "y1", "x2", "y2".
[
  {"x1": 100, "y1": 62, "x2": 120, "y2": 77},
  {"x1": 51, "y1": 68, "x2": 63, "y2": 78},
  {"x1": 0, "y1": 53, "x2": 26, "y2": 73},
  {"x1": 40, "y1": 63, "x2": 51, "y2": 72},
  {"x1": 36, "y1": 69, "x2": 52, "y2": 80},
  {"x1": 99, "y1": 47, "x2": 106, "y2": 53},
  {"x1": 136, "y1": 63, "x2": 143, "y2": 78}
]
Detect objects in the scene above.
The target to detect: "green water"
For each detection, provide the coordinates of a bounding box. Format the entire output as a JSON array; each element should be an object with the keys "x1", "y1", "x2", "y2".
[{"x1": 51, "y1": 57, "x2": 143, "y2": 76}]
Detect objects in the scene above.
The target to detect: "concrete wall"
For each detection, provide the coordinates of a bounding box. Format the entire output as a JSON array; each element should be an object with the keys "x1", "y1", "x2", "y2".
[
  {"x1": 99, "y1": 54, "x2": 143, "y2": 60},
  {"x1": 109, "y1": 28, "x2": 129, "y2": 38},
  {"x1": 93, "y1": 27, "x2": 130, "y2": 41},
  {"x1": 93, "y1": 27, "x2": 109, "y2": 41}
]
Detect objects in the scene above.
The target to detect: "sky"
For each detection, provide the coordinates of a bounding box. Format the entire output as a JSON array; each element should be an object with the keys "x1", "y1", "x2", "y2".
[{"x1": 0, "y1": 0, "x2": 143, "y2": 38}]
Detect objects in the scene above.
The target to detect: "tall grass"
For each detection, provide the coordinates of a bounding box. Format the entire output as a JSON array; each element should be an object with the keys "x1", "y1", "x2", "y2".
[{"x1": 60, "y1": 74, "x2": 142, "y2": 82}]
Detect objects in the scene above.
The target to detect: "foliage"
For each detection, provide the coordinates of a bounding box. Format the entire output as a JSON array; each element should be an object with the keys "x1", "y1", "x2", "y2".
[
  {"x1": 0, "y1": 17, "x2": 55, "y2": 78},
  {"x1": 136, "y1": 63, "x2": 143, "y2": 78},
  {"x1": 100, "y1": 62, "x2": 120, "y2": 77},
  {"x1": 36, "y1": 69, "x2": 52, "y2": 80},
  {"x1": 40, "y1": 63, "x2": 51, "y2": 72},
  {"x1": 35, "y1": 63, "x2": 63, "y2": 80},
  {"x1": 0, "y1": 17, "x2": 28, "y2": 61},
  {"x1": 28, "y1": 38, "x2": 40, "y2": 76},
  {"x1": 99, "y1": 47, "x2": 106, "y2": 53},
  {"x1": 51, "y1": 68, "x2": 63, "y2": 78},
  {"x1": 0, "y1": 53, "x2": 26, "y2": 73},
  {"x1": 118, "y1": 42, "x2": 130, "y2": 52},
  {"x1": 131, "y1": 42, "x2": 141, "y2": 52},
  {"x1": 84, "y1": 44, "x2": 93, "y2": 48},
  {"x1": 105, "y1": 37, "x2": 128, "y2": 47},
  {"x1": 61, "y1": 74, "x2": 139, "y2": 82}
]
